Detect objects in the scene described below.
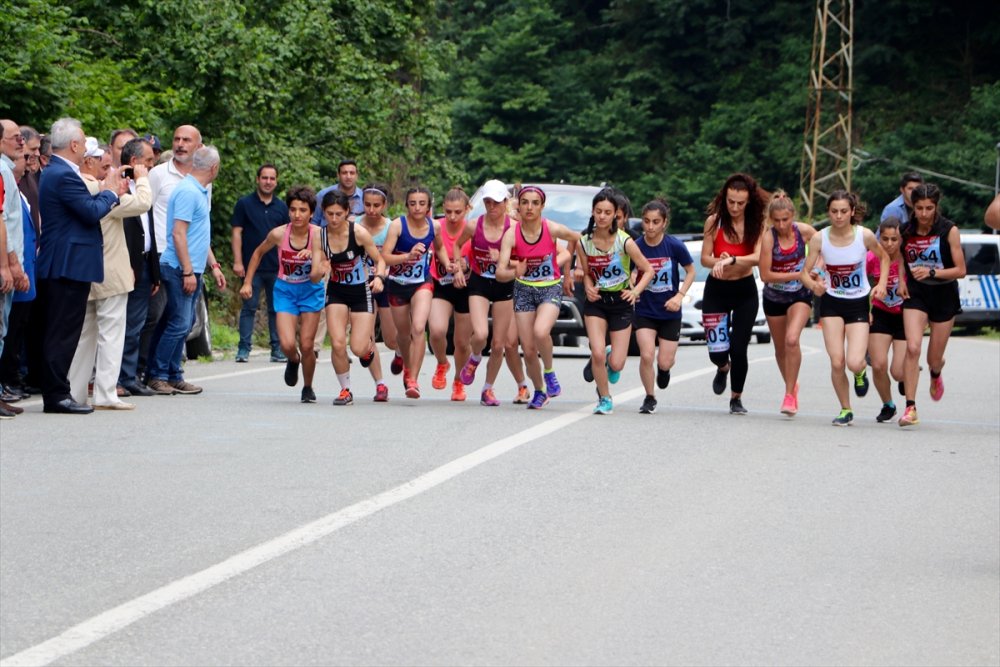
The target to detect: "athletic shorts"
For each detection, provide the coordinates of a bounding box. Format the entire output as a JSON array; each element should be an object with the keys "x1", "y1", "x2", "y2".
[
  {"x1": 583, "y1": 292, "x2": 634, "y2": 332},
  {"x1": 386, "y1": 279, "x2": 433, "y2": 307},
  {"x1": 432, "y1": 280, "x2": 469, "y2": 314},
  {"x1": 326, "y1": 281, "x2": 374, "y2": 314},
  {"x1": 819, "y1": 293, "x2": 869, "y2": 324},
  {"x1": 273, "y1": 279, "x2": 326, "y2": 316},
  {"x1": 467, "y1": 272, "x2": 514, "y2": 302},
  {"x1": 902, "y1": 280, "x2": 961, "y2": 323},
  {"x1": 513, "y1": 281, "x2": 563, "y2": 313},
  {"x1": 633, "y1": 315, "x2": 681, "y2": 342},
  {"x1": 369, "y1": 278, "x2": 390, "y2": 309},
  {"x1": 870, "y1": 306, "x2": 905, "y2": 340},
  {"x1": 762, "y1": 292, "x2": 813, "y2": 317}
]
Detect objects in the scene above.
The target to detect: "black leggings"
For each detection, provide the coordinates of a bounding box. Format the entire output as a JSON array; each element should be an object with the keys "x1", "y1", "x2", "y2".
[{"x1": 702, "y1": 275, "x2": 758, "y2": 394}]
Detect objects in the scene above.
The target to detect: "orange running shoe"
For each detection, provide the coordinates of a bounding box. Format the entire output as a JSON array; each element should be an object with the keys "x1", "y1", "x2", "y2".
[
  {"x1": 513, "y1": 385, "x2": 531, "y2": 404},
  {"x1": 432, "y1": 361, "x2": 450, "y2": 390},
  {"x1": 451, "y1": 379, "x2": 466, "y2": 401}
]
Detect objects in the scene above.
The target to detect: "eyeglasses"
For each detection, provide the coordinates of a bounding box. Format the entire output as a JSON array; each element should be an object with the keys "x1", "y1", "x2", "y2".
[{"x1": 3, "y1": 133, "x2": 23, "y2": 143}]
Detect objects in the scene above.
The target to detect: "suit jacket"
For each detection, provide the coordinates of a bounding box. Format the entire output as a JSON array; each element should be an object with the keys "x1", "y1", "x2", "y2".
[
  {"x1": 123, "y1": 192, "x2": 160, "y2": 286},
  {"x1": 82, "y1": 175, "x2": 152, "y2": 300},
  {"x1": 36, "y1": 155, "x2": 119, "y2": 283}
]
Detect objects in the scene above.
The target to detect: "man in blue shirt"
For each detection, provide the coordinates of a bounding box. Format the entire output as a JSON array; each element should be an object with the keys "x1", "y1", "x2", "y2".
[
  {"x1": 231, "y1": 163, "x2": 289, "y2": 362},
  {"x1": 146, "y1": 146, "x2": 227, "y2": 395},
  {"x1": 311, "y1": 159, "x2": 364, "y2": 225},
  {"x1": 881, "y1": 172, "x2": 923, "y2": 224}
]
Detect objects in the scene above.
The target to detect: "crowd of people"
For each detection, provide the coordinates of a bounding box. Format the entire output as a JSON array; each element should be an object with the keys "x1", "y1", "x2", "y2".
[{"x1": 1, "y1": 117, "x2": 994, "y2": 426}]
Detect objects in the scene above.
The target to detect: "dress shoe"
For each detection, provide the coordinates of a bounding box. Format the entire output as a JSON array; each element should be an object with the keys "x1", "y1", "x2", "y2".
[
  {"x1": 1, "y1": 387, "x2": 23, "y2": 403},
  {"x1": 0, "y1": 400, "x2": 24, "y2": 415},
  {"x1": 93, "y1": 401, "x2": 136, "y2": 410},
  {"x1": 121, "y1": 381, "x2": 154, "y2": 397},
  {"x1": 5, "y1": 384, "x2": 30, "y2": 400},
  {"x1": 43, "y1": 398, "x2": 94, "y2": 415}
]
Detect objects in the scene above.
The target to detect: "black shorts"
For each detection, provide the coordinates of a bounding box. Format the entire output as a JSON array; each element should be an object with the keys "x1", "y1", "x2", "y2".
[
  {"x1": 633, "y1": 315, "x2": 681, "y2": 342},
  {"x1": 386, "y1": 279, "x2": 432, "y2": 307},
  {"x1": 369, "y1": 278, "x2": 390, "y2": 309},
  {"x1": 467, "y1": 272, "x2": 514, "y2": 302},
  {"x1": 762, "y1": 293, "x2": 813, "y2": 317},
  {"x1": 902, "y1": 280, "x2": 961, "y2": 323},
  {"x1": 870, "y1": 307, "x2": 905, "y2": 340},
  {"x1": 819, "y1": 293, "x2": 869, "y2": 324},
  {"x1": 433, "y1": 280, "x2": 470, "y2": 314},
  {"x1": 583, "y1": 292, "x2": 634, "y2": 332},
  {"x1": 326, "y1": 281, "x2": 374, "y2": 314}
]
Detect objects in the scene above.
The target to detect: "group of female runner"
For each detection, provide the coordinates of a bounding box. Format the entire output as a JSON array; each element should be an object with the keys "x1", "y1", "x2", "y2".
[{"x1": 237, "y1": 173, "x2": 965, "y2": 426}]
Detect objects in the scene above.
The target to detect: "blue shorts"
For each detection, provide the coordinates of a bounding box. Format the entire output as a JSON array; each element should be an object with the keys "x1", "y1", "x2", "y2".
[{"x1": 273, "y1": 279, "x2": 325, "y2": 316}]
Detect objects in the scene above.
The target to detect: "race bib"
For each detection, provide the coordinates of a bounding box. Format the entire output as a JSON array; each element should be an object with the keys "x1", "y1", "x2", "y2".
[
  {"x1": 435, "y1": 258, "x2": 455, "y2": 286},
  {"x1": 645, "y1": 256, "x2": 674, "y2": 293},
  {"x1": 331, "y1": 255, "x2": 366, "y2": 285},
  {"x1": 280, "y1": 252, "x2": 311, "y2": 284},
  {"x1": 769, "y1": 255, "x2": 805, "y2": 292},
  {"x1": 826, "y1": 262, "x2": 865, "y2": 298},
  {"x1": 703, "y1": 312, "x2": 730, "y2": 353},
  {"x1": 905, "y1": 236, "x2": 944, "y2": 271},
  {"x1": 522, "y1": 254, "x2": 556, "y2": 283},
  {"x1": 882, "y1": 273, "x2": 903, "y2": 308},
  {"x1": 473, "y1": 246, "x2": 497, "y2": 278},
  {"x1": 390, "y1": 256, "x2": 427, "y2": 284},
  {"x1": 588, "y1": 253, "x2": 629, "y2": 289}
]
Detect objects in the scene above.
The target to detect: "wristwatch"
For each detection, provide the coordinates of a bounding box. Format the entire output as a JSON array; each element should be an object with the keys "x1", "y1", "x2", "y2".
[{"x1": 929, "y1": 268, "x2": 936, "y2": 279}]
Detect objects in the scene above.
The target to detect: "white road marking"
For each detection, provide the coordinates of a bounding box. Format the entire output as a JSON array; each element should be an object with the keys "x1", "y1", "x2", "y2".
[{"x1": 1, "y1": 347, "x2": 816, "y2": 666}]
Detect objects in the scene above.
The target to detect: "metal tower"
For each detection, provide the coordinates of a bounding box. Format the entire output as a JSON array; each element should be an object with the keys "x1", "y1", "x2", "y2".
[{"x1": 799, "y1": 0, "x2": 854, "y2": 223}]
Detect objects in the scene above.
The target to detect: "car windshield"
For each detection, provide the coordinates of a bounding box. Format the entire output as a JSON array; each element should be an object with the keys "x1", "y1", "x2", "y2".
[{"x1": 468, "y1": 183, "x2": 601, "y2": 233}]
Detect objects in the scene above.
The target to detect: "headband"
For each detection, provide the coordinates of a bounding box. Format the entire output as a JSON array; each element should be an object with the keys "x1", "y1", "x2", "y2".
[
  {"x1": 518, "y1": 185, "x2": 546, "y2": 204},
  {"x1": 363, "y1": 187, "x2": 388, "y2": 200}
]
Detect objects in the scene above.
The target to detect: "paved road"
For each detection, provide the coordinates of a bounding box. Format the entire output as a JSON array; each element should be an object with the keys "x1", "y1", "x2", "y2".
[{"x1": 1, "y1": 329, "x2": 998, "y2": 666}]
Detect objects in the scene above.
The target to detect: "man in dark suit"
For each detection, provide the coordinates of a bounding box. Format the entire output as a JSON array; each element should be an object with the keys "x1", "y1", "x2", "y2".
[{"x1": 35, "y1": 117, "x2": 127, "y2": 414}]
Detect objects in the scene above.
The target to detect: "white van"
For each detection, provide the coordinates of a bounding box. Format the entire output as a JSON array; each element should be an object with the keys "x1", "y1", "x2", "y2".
[{"x1": 957, "y1": 232, "x2": 1000, "y2": 329}]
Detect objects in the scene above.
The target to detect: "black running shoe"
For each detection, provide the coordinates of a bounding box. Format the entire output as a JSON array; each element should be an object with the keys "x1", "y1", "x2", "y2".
[
  {"x1": 359, "y1": 347, "x2": 375, "y2": 368},
  {"x1": 713, "y1": 369, "x2": 728, "y2": 395},
  {"x1": 853, "y1": 369, "x2": 869, "y2": 397},
  {"x1": 284, "y1": 359, "x2": 300, "y2": 387},
  {"x1": 876, "y1": 403, "x2": 896, "y2": 423},
  {"x1": 639, "y1": 395, "x2": 657, "y2": 414},
  {"x1": 729, "y1": 397, "x2": 747, "y2": 415},
  {"x1": 583, "y1": 359, "x2": 594, "y2": 383},
  {"x1": 301, "y1": 385, "x2": 316, "y2": 403},
  {"x1": 656, "y1": 368, "x2": 671, "y2": 389}
]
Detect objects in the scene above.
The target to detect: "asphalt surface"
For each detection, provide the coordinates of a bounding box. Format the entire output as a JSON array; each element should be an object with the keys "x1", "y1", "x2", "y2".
[{"x1": 1, "y1": 329, "x2": 998, "y2": 666}]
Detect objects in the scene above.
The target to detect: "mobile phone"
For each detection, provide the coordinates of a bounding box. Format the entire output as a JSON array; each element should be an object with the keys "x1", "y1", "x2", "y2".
[{"x1": 120, "y1": 167, "x2": 134, "y2": 180}]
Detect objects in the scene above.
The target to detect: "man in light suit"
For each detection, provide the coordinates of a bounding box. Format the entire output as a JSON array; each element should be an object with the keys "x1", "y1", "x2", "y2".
[{"x1": 35, "y1": 117, "x2": 127, "y2": 414}]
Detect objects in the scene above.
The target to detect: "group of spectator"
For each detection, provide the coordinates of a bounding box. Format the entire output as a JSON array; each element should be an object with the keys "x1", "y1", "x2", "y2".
[{"x1": 0, "y1": 118, "x2": 224, "y2": 418}]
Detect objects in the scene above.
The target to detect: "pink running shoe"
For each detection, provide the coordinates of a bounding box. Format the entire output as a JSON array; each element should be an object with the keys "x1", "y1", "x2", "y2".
[
  {"x1": 480, "y1": 388, "x2": 500, "y2": 406},
  {"x1": 780, "y1": 393, "x2": 797, "y2": 416},
  {"x1": 459, "y1": 357, "x2": 480, "y2": 386},
  {"x1": 929, "y1": 374, "x2": 944, "y2": 402}
]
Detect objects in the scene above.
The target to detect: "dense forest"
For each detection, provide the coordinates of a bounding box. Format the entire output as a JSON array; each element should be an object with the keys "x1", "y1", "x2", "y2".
[{"x1": 3, "y1": 0, "x2": 999, "y2": 242}]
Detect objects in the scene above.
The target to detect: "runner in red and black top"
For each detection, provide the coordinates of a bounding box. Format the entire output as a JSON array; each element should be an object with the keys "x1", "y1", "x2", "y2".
[
  {"x1": 316, "y1": 191, "x2": 387, "y2": 406},
  {"x1": 898, "y1": 183, "x2": 966, "y2": 427},
  {"x1": 700, "y1": 173, "x2": 766, "y2": 415}
]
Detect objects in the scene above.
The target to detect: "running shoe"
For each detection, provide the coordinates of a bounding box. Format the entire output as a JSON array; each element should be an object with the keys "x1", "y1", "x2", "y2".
[
  {"x1": 853, "y1": 369, "x2": 869, "y2": 397},
  {"x1": 898, "y1": 405, "x2": 919, "y2": 427},
  {"x1": 593, "y1": 395, "x2": 613, "y2": 415},
  {"x1": 832, "y1": 408, "x2": 854, "y2": 426},
  {"x1": 332, "y1": 388, "x2": 353, "y2": 406},
  {"x1": 543, "y1": 370, "x2": 561, "y2": 397},
  {"x1": 359, "y1": 347, "x2": 376, "y2": 368},
  {"x1": 480, "y1": 388, "x2": 500, "y2": 406},
  {"x1": 374, "y1": 383, "x2": 389, "y2": 402},
  {"x1": 929, "y1": 374, "x2": 944, "y2": 401},
  {"x1": 432, "y1": 362, "x2": 450, "y2": 390},
  {"x1": 169, "y1": 380, "x2": 203, "y2": 395},
  {"x1": 605, "y1": 345, "x2": 621, "y2": 384},
  {"x1": 729, "y1": 397, "x2": 747, "y2": 415},
  {"x1": 235, "y1": 349, "x2": 249, "y2": 363},
  {"x1": 301, "y1": 386, "x2": 316, "y2": 403},
  {"x1": 656, "y1": 368, "x2": 671, "y2": 389},
  {"x1": 513, "y1": 385, "x2": 531, "y2": 404},
  {"x1": 639, "y1": 395, "x2": 657, "y2": 414},
  {"x1": 270, "y1": 350, "x2": 287, "y2": 363},
  {"x1": 451, "y1": 380, "x2": 466, "y2": 402},
  {"x1": 527, "y1": 390, "x2": 549, "y2": 410},
  {"x1": 390, "y1": 353, "x2": 404, "y2": 375},
  {"x1": 876, "y1": 403, "x2": 897, "y2": 423},
  {"x1": 405, "y1": 379, "x2": 421, "y2": 399},
  {"x1": 780, "y1": 393, "x2": 797, "y2": 416},
  {"x1": 713, "y1": 368, "x2": 728, "y2": 395},
  {"x1": 284, "y1": 358, "x2": 300, "y2": 387},
  {"x1": 582, "y1": 359, "x2": 594, "y2": 383},
  {"x1": 459, "y1": 357, "x2": 480, "y2": 385}
]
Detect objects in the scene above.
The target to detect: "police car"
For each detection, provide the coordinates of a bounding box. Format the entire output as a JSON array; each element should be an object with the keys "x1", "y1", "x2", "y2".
[{"x1": 956, "y1": 232, "x2": 1000, "y2": 329}]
